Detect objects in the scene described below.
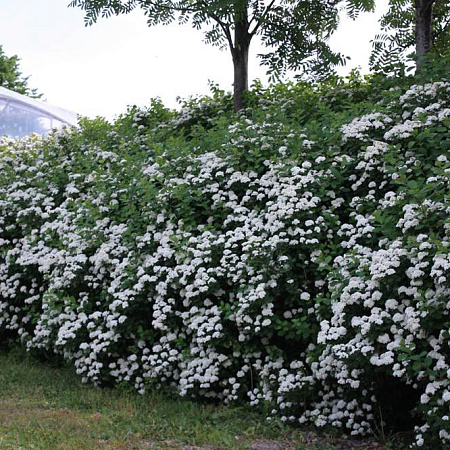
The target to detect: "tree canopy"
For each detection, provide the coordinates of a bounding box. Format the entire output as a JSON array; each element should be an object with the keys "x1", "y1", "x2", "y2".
[
  {"x1": 70, "y1": 0, "x2": 374, "y2": 111},
  {"x1": 370, "y1": 0, "x2": 450, "y2": 73},
  {"x1": 0, "y1": 45, "x2": 40, "y2": 98}
]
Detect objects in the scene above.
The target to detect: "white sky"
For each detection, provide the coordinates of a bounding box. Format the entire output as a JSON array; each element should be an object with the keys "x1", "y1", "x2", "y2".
[{"x1": 0, "y1": 0, "x2": 388, "y2": 120}]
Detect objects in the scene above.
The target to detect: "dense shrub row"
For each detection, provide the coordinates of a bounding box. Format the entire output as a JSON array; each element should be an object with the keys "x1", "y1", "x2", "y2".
[{"x1": 1, "y1": 70, "x2": 450, "y2": 447}]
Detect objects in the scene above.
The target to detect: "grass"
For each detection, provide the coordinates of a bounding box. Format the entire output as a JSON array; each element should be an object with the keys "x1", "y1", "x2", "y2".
[
  {"x1": 0, "y1": 347, "x2": 403, "y2": 449},
  {"x1": 0, "y1": 347, "x2": 300, "y2": 449}
]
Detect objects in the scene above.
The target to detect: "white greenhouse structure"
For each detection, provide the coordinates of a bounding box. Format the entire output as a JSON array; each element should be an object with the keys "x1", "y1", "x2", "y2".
[{"x1": 0, "y1": 86, "x2": 78, "y2": 138}]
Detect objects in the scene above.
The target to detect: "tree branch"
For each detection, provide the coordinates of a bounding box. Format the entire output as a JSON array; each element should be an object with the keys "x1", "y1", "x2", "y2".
[
  {"x1": 249, "y1": 0, "x2": 275, "y2": 38},
  {"x1": 200, "y1": 1, "x2": 234, "y2": 51}
]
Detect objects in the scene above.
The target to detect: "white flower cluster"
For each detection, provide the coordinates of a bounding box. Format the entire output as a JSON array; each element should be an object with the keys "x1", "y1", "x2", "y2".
[{"x1": 341, "y1": 113, "x2": 393, "y2": 142}]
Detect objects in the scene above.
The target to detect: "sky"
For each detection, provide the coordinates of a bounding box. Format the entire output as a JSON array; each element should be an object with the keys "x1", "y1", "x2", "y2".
[{"x1": 0, "y1": 0, "x2": 389, "y2": 120}]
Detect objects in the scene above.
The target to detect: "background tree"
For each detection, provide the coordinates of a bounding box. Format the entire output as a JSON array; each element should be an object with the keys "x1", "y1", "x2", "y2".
[
  {"x1": 0, "y1": 45, "x2": 40, "y2": 98},
  {"x1": 370, "y1": 0, "x2": 450, "y2": 73},
  {"x1": 69, "y1": 0, "x2": 374, "y2": 111}
]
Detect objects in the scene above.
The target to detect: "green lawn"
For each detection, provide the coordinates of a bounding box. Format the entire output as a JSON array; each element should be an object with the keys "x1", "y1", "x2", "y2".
[{"x1": 0, "y1": 348, "x2": 397, "y2": 449}]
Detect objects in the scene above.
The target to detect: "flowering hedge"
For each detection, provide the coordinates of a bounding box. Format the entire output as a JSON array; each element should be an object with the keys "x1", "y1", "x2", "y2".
[{"x1": 1, "y1": 73, "x2": 450, "y2": 447}]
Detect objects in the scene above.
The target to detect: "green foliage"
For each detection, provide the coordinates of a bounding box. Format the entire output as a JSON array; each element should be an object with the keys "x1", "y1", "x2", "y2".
[
  {"x1": 0, "y1": 45, "x2": 41, "y2": 97},
  {"x1": 370, "y1": 0, "x2": 450, "y2": 74},
  {"x1": 1, "y1": 64, "x2": 450, "y2": 448}
]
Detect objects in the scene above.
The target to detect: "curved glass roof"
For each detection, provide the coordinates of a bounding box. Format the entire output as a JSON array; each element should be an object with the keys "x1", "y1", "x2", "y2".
[{"x1": 0, "y1": 86, "x2": 78, "y2": 138}]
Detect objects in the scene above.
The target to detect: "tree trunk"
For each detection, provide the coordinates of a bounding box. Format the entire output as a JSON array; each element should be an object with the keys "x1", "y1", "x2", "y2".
[
  {"x1": 415, "y1": 0, "x2": 435, "y2": 70},
  {"x1": 232, "y1": 41, "x2": 249, "y2": 112},
  {"x1": 231, "y1": 5, "x2": 251, "y2": 112}
]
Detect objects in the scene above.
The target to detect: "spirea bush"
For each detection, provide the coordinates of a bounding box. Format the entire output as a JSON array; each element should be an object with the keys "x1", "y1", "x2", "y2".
[{"x1": 1, "y1": 70, "x2": 450, "y2": 447}]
